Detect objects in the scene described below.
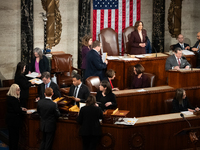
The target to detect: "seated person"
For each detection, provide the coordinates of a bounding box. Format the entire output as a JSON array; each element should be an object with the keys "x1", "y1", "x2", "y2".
[
  {"x1": 131, "y1": 64, "x2": 150, "y2": 89},
  {"x1": 96, "y1": 80, "x2": 117, "y2": 111},
  {"x1": 36, "y1": 72, "x2": 61, "y2": 101},
  {"x1": 29, "y1": 47, "x2": 49, "y2": 77},
  {"x1": 103, "y1": 69, "x2": 119, "y2": 91},
  {"x1": 172, "y1": 88, "x2": 199, "y2": 113},
  {"x1": 165, "y1": 47, "x2": 191, "y2": 71},
  {"x1": 68, "y1": 74, "x2": 90, "y2": 106},
  {"x1": 174, "y1": 34, "x2": 190, "y2": 50}
]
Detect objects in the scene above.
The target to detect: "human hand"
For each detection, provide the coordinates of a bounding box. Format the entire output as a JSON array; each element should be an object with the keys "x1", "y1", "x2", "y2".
[
  {"x1": 192, "y1": 48, "x2": 198, "y2": 52},
  {"x1": 185, "y1": 46, "x2": 190, "y2": 50},
  {"x1": 112, "y1": 88, "x2": 119, "y2": 91},
  {"x1": 37, "y1": 74, "x2": 41, "y2": 77},
  {"x1": 174, "y1": 66, "x2": 180, "y2": 70},
  {"x1": 28, "y1": 71, "x2": 31, "y2": 74},
  {"x1": 95, "y1": 103, "x2": 99, "y2": 107},
  {"x1": 105, "y1": 102, "x2": 112, "y2": 107},
  {"x1": 31, "y1": 81, "x2": 35, "y2": 85},
  {"x1": 185, "y1": 66, "x2": 190, "y2": 69},
  {"x1": 188, "y1": 109, "x2": 194, "y2": 112},
  {"x1": 74, "y1": 98, "x2": 81, "y2": 102},
  {"x1": 21, "y1": 107, "x2": 27, "y2": 111},
  {"x1": 104, "y1": 60, "x2": 108, "y2": 65},
  {"x1": 35, "y1": 97, "x2": 40, "y2": 102}
]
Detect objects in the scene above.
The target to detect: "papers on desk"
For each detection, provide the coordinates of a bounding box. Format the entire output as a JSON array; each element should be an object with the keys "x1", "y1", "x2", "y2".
[
  {"x1": 135, "y1": 55, "x2": 145, "y2": 58},
  {"x1": 29, "y1": 78, "x2": 43, "y2": 84},
  {"x1": 122, "y1": 58, "x2": 139, "y2": 61},
  {"x1": 137, "y1": 89, "x2": 146, "y2": 92},
  {"x1": 115, "y1": 117, "x2": 138, "y2": 125},
  {"x1": 102, "y1": 53, "x2": 107, "y2": 62},
  {"x1": 107, "y1": 56, "x2": 119, "y2": 60},
  {"x1": 27, "y1": 109, "x2": 37, "y2": 114},
  {"x1": 181, "y1": 111, "x2": 193, "y2": 115},
  {"x1": 26, "y1": 72, "x2": 39, "y2": 78},
  {"x1": 182, "y1": 50, "x2": 195, "y2": 55},
  {"x1": 79, "y1": 102, "x2": 86, "y2": 109}
]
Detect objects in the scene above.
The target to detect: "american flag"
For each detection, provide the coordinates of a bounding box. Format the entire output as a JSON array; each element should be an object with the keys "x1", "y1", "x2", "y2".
[{"x1": 93, "y1": 0, "x2": 141, "y2": 54}]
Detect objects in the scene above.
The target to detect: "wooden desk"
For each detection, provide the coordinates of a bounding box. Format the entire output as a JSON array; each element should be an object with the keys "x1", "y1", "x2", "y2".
[
  {"x1": 107, "y1": 53, "x2": 196, "y2": 89},
  {"x1": 19, "y1": 113, "x2": 200, "y2": 150},
  {"x1": 168, "y1": 69, "x2": 200, "y2": 88}
]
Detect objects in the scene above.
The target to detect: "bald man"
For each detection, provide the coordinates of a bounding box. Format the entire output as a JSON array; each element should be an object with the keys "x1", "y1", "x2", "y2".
[
  {"x1": 174, "y1": 34, "x2": 190, "y2": 50},
  {"x1": 192, "y1": 32, "x2": 200, "y2": 67}
]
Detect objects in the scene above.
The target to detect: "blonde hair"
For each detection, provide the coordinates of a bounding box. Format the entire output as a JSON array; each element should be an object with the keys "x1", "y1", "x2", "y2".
[{"x1": 7, "y1": 84, "x2": 20, "y2": 99}]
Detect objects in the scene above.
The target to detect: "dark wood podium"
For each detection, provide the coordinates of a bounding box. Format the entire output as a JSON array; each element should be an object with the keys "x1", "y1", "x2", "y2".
[{"x1": 168, "y1": 68, "x2": 200, "y2": 88}]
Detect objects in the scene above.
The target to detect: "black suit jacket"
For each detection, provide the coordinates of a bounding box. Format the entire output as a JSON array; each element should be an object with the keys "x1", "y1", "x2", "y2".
[
  {"x1": 172, "y1": 97, "x2": 194, "y2": 113},
  {"x1": 14, "y1": 74, "x2": 32, "y2": 99},
  {"x1": 29, "y1": 55, "x2": 49, "y2": 73},
  {"x1": 37, "y1": 98, "x2": 60, "y2": 132},
  {"x1": 68, "y1": 83, "x2": 90, "y2": 105},
  {"x1": 96, "y1": 91, "x2": 117, "y2": 111},
  {"x1": 174, "y1": 43, "x2": 190, "y2": 50},
  {"x1": 77, "y1": 105, "x2": 103, "y2": 136},
  {"x1": 38, "y1": 81, "x2": 61, "y2": 100},
  {"x1": 85, "y1": 49, "x2": 107, "y2": 80},
  {"x1": 6, "y1": 96, "x2": 24, "y2": 128}
]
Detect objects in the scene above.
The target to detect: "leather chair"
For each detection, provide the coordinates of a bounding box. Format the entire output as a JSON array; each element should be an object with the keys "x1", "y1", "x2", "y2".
[
  {"x1": 2, "y1": 79, "x2": 14, "y2": 87},
  {"x1": 51, "y1": 54, "x2": 81, "y2": 88},
  {"x1": 85, "y1": 76, "x2": 100, "y2": 94},
  {"x1": 98, "y1": 28, "x2": 120, "y2": 56},
  {"x1": 170, "y1": 44, "x2": 176, "y2": 51},
  {"x1": 143, "y1": 73, "x2": 156, "y2": 87},
  {"x1": 122, "y1": 26, "x2": 135, "y2": 54},
  {"x1": 164, "y1": 99, "x2": 173, "y2": 113}
]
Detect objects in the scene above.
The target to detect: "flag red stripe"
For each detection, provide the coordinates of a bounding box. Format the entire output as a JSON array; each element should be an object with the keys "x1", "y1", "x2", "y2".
[
  {"x1": 137, "y1": 0, "x2": 141, "y2": 21},
  {"x1": 129, "y1": 0, "x2": 133, "y2": 26},
  {"x1": 93, "y1": 9, "x2": 97, "y2": 41},
  {"x1": 108, "y1": 9, "x2": 112, "y2": 28},
  {"x1": 100, "y1": 10, "x2": 104, "y2": 31},
  {"x1": 115, "y1": 9, "x2": 118, "y2": 33},
  {"x1": 122, "y1": 0, "x2": 126, "y2": 31}
]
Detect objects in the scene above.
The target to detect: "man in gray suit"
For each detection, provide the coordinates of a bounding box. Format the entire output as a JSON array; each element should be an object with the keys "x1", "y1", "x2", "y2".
[{"x1": 165, "y1": 47, "x2": 191, "y2": 71}]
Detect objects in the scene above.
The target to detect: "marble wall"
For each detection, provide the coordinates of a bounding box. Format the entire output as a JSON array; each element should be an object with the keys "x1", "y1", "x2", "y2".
[{"x1": 0, "y1": 0, "x2": 200, "y2": 80}]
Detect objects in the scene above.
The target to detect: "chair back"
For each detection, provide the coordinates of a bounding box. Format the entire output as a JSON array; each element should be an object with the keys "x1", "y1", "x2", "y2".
[
  {"x1": 164, "y1": 99, "x2": 173, "y2": 113},
  {"x1": 98, "y1": 28, "x2": 119, "y2": 56},
  {"x1": 143, "y1": 73, "x2": 155, "y2": 87},
  {"x1": 85, "y1": 76, "x2": 100, "y2": 92},
  {"x1": 122, "y1": 26, "x2": 135, "y2": 54},
  {"x1": 170, "y1": 44, "x2": 176, "y2": 51}
]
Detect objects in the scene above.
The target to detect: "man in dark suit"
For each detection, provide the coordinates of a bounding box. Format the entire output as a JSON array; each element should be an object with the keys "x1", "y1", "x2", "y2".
[
  {"x1": 68, "y1": 74, "x2": 90, "y2": 106},
  {"x1": 85, "y1": 40, "x2": 108, "y2": 80},
  {"x1": 191, "y1": 32, "x2": 200, "y2": 67},
  {"x1": 165, "y1": 47, "x2": 191, "y2": 71},
  {"x1": 37, "y1": 87, "x2": 60, "y2": 150},
  {"x1": 174, "y1": 34, "x2": 190, "y2": 50},
  {"x1": 36, "y1": 72, "x2": 61, "y2": 101}
]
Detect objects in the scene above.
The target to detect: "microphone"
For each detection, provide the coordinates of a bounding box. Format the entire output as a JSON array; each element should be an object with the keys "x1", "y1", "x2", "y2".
[
  {"x1": 146, "y1": 36, "x2": 157, "y2": 57},
  {"x1": 180, "y1": 113, "x2": 191, "y2": 127}
]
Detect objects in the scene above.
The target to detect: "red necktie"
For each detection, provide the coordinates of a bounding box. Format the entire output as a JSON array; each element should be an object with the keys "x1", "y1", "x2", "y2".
[
  {"x1": 178, "y1": 59, "x2": 181, "y2": 67},
  {"x1": 109, "y1": 80, "x2": 114, "y2": 89}
]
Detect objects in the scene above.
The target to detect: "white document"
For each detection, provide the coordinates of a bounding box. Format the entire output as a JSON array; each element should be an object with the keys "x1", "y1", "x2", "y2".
[
  {"x1": 102, "y1": 53, "x2": 107, "y2": 62},
  {"x1": 115, "y1": 117, "x2": 138, "y2": 125},
  {"x1": 122, "y1": 58, "x2": 138, "y2": 61},
  {"x1": 135, "y1": 55, "x2": 145, "y2": 58},
  {"x1": 106, "y1": 56, "x2": 119, "y2": 60},
  {"x1": 27, "y1": 109, "x2": 37, "y2": 114},
  {"x1": 137, "y1": 89, "x2": 146, "y2": 92},
  {"x1": 182, "y1": 50, "x2": 195, "y2": 55},
  {"x1": 79, "y1": 102, "x2": 86, "y2": 109},
  {"x1": 26, "y1": 72, "x2": 39, "y2": 78},
  {"x1": 181, "y1": 111, "x2": 193, "y2": 115}
]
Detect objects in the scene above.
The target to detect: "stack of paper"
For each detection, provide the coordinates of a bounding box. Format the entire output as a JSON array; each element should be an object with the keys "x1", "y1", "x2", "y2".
[
  {"x1": 26, "y1": 72, "x2": 39, "y2": 78},
  {"x1": 29, "y1": 78, "x2": 43, "y2": 84},
  {"x1": 182, "y1": 50, "x2": 195, "y2": 55},
  {"x1": 107, "y1": 56, "x2": 119, "y2": 60},
  {"x1": 181, "y1": 111, "x2": 193, "y2": 115},
  {"x1": 115, "y1": 117, "x2": 138, "y2": 125}
]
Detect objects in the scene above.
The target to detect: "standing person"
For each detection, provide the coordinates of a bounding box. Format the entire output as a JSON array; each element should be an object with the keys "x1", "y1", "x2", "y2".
[
  {"x1": 104, "y1": 69, "x2": 119, "y2": 91},
  {"x1": 81, "y1": 35, "x2": 92, "y2": 80},
  {"x1": 68, "y1": 74, "x2": 90, "y2": 106},
  {"x1": 6, "y1": 84, "x2": 28, "y2": 150},
  {"x1": 191, "y1": 32, "x2": 200, "y2": 67},
  {"x1": 29, "y1": 47, "x2": 49, "y2": 77},
  {"x1": 14, "y1": 62, "x2": 35, "y2": 107},
  {"x1": 85, "y1": 40, "x2": 108, "y2": 80},
  {"x1": 131, "y1": 64, "x2": 150, "y2": 89},
  {"x1": 77, "y1": 95, "x2": 103, "y2": 150},
  {"x1": 172, "y1": 88, "x2": 199, "y2": 113},
  {"x1": 174, "y1": 34, "x2": 190, "y2": 50},
  {"x1": 36, "y1": 72, "x2": 61, "y2": 101},
  {"x1": 37, "y1": 88, "x2": 60, "y2": 150},
  {"x1": 96, "y1": 80, "x2": 117, "y2": 111},
  {"x1": 129, "y1": 21, "x2": 147, "y2": 54}
]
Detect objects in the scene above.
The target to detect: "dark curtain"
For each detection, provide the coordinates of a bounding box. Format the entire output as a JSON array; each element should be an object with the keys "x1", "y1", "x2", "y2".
[
  {"x1": 78, "y1": 0, "x2": 91, "y2": 69},
  {"x1": 152, "y1": 0, "x2": 165, "y2": 53},
  {"x1": 21, "y1": 0, "x2": 34, "y2": 66}
]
